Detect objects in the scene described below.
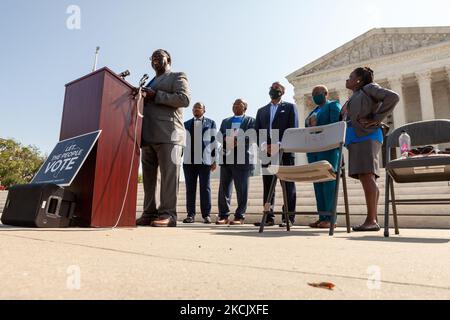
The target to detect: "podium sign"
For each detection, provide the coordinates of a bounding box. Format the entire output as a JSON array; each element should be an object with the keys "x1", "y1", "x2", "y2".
[{"x1": 32, "y1": 131, "x2": 101, "y2": 186}]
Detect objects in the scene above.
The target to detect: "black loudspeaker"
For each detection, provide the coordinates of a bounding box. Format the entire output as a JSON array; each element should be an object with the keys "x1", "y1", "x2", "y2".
[{"x1": 1, "y1": 184, "x2": 76, "y2": 228}]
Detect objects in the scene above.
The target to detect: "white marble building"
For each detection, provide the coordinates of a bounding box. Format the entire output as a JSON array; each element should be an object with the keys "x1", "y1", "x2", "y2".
[{"x1": 287, "y1": 27, "x2": 450, "y2": 133}]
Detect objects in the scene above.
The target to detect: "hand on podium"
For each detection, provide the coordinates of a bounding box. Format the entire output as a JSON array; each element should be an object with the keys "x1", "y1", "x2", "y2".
[
  {"x1": 131, "y1": 87, "x2": 141, "y2": 99},
  {"x1": 130, "y1": 87, "x2": 156, "y2": 101},
  {"x1": 141, "y1": 87, "x2": 156, "y2": 100}
]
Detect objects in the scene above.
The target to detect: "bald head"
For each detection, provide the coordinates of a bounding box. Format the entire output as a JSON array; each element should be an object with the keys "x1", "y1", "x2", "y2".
[
  {"x1": 232, "y1": 99, "x2": 248, "y2": 116},
  {"x1": 151, "y1": 49, "x2": 172, "y2": 76},
  {"x1": 192, "y1": 102, "x2": 206, "y2": 118}
]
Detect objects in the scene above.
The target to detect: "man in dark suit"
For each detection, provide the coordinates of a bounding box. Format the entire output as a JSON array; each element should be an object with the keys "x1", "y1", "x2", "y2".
[
  {"x1": 135, "y1": 49, "x2": 191, "y2": 228},
  {"x1": 254, "y1": 82, "x2": 298, "y2": 227},
  {"x1": 182, "y1": 102, "x2": 217, "y2": 224},
  {"x1": 216, "y1": 99, "x2": 256, "y2": 226}
]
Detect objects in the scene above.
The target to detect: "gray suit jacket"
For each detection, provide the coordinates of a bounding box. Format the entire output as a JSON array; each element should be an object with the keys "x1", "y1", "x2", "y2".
[
  {"x1": 346, "y1": 83, "x2": 399, "y2": 137},
  {"x1": 142, "y1": 71, "x2": 191, "y2": 146}
]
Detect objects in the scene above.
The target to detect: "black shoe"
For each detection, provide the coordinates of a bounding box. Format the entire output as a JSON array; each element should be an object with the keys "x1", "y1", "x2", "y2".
[
  {"x1": 183, "y1": 216, "x2": 195, "y2": 224},
  {"x1": 254, "y1": 220, "x2": 275, "y2": 227},
  {"x1": 216, "y1": 218, "x2": 230, "y2": 225},
  {"x1": 136, "y1": 214, "x2": 157, "y2": 226},
  {"x1": 279, "y1": 221, "x2": 295, "y2": 228},
  {"x1": 151, "y1": 217, "x2": 177, "y2": 228},
  {"x1": 203, "y1": 217, "x2": 212, "y2": 224}
]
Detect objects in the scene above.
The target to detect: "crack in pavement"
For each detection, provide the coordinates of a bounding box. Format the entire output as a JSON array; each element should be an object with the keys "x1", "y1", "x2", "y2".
[{"x1": 1, "y1": 233, "x2": 449, "y2": 292}]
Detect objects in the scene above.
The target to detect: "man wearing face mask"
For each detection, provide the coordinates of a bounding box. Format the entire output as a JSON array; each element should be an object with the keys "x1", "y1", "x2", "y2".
[
  {"x1": 254, "y1": 82, "x2": 298, "y2": 228},
  {"x1": 305, "y1": 85, "x2": 342, "y2": 229},
  {"x1": 135, "y1": 49, "x2": 191, "y2": 228}
]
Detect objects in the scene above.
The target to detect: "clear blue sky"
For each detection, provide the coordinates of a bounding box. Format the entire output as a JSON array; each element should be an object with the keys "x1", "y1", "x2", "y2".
[{"x1": 1, "y1": 0, "x2": 449, "y2": 154}]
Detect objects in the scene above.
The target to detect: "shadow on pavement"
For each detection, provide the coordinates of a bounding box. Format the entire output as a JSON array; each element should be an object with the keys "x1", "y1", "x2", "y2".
[
  {"x1": 178, "y1": 224, "x2": 450, "y2": 243},
  {"x1": 0, "y1": 225, "x2": 130, "y2": 232},
  {"x1": 347, "y1": 236, "x2": 450, "y2": 244},
  {"x1": 180, "y1": 224, "x2": 345, "y2": 238}
]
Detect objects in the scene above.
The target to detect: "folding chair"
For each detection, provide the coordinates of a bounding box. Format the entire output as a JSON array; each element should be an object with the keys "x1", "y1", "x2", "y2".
[
  {"x1": 384, "y1": 119, "x2": 450, "y2": 237},
  {"x1": 258, "y1": 121, "x2": 350, "y2": 236}
]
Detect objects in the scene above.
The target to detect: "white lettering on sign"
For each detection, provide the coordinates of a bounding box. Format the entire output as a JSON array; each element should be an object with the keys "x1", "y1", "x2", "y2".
[{"x1": 44, "y1": 157, "x2": 80, "y2": 176}]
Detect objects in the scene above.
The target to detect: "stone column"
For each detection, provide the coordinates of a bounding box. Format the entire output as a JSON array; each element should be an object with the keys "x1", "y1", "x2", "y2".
[
  {"x1": 337, "y1": 88, "x2": 350, "y2": 104},
  {"x1": 294, "y1": 93, "x2": 308, "y2": 165},
  {"x1": 416, "y1": 71, "x2": 436, "y2": 121},
  {"x1": 294, "y1": 93, "x2": 307, "y2": 128},
  {"x1": 388, "y1": 77, "x2": 407, "y2": 129}
]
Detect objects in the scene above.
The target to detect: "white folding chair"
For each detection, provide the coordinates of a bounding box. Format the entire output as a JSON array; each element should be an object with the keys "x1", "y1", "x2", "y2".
[{"x1": 259, "y1": 121, "x2": 350, "y2": 236}]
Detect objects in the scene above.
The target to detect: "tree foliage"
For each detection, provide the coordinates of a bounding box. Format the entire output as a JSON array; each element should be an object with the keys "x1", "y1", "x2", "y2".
[{"x1": 0, "y1": 138, "x2": 45, "y2": 188}]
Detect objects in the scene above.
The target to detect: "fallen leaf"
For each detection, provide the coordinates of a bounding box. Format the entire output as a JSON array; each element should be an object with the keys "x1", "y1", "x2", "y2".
[{"x1": 308, "y1": 282, "x2": 335, "y2": 290}]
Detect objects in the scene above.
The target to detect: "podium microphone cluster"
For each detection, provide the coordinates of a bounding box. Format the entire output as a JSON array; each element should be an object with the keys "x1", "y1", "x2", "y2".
[
  {"x1": 118, "y1": 70, "x2": 131, "y2": 79},
  {"x1": 139, "y1": 74, "x2": 149, "y2": 88}
]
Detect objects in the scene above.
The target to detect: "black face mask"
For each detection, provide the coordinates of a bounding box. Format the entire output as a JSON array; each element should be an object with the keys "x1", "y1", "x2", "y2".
[{"x1": 269, "y1": 88, "x2": 283, "y2": 100}]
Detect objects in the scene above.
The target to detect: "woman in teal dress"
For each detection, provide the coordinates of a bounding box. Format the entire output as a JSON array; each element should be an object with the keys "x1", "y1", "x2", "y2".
[{"x1": 305, "y1": 85, "x2": 342, "y2": 229}]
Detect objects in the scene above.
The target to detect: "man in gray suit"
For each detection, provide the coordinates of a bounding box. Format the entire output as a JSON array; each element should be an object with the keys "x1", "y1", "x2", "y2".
[{"x1": 136, "y1": 49, "x2": 191, "y2": 228}]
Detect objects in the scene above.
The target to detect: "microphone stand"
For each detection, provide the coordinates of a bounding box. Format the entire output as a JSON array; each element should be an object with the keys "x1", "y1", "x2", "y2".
[
  {"x1": 92, "y1": 46, "x2": 100, "y2": 72},
  {"x1": 135, "y1": 74, "x2": 149, "y2": 118},
  {"x1": 113, "y1": 74, "x2": 148, "y2": 228}
]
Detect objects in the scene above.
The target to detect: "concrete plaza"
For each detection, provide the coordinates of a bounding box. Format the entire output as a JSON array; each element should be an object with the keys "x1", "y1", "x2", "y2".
[{"x1": 0, "y1": 223, "x2": 449, "y2": 300}]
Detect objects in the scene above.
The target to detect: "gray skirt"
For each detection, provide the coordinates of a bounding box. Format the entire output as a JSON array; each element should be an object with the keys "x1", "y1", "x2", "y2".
[{"x1": 347, "y1": 139, "x2": 382, "y2": 179}]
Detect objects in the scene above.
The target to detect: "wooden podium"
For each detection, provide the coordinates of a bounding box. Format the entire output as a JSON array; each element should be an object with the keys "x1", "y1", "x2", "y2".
[{"x1": 60, "y1": 67, "x2": 142, "y2": 227}]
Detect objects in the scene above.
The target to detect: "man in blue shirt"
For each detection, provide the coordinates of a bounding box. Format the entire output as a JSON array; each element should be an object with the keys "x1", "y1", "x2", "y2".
[{"x1": 216, "y1": 99, "x2": 256, "y2": 226}]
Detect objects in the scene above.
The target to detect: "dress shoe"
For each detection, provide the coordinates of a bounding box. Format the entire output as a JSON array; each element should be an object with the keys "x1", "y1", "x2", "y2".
[
  {"x1": 216, "y1": 218, "x2": 229, "y2": 225},
  {"x1": 136, "y1": 215, "x2": 157, "y2": 226},
  {"x1": 151, "y1": 217, "x2": 177, "y2": 228},
  {"x1": 309, "y1": 220, "x2": 322, "y2": 228},
  {"x1": 314, "y1": 221, "x2": 337, "y2": 229},
  {"x1": 183, "y1": 216, "x2": 195, "y2": 224},
  {"x1": 254, "y1": 220, "x2": 275, "y2": 227},
  {"x1": 229, "y1": 218, "x2": 245, "y2": 225},
  {"x1": 203, "y1": 217, "x2": 212, "y2": 224},
  {"x1": 279, "y1": 221, "x2": 295, "y2": 228}
]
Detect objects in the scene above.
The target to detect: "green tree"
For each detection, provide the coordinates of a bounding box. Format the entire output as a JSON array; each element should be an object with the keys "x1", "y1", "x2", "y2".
[{"x1": 0, "y1": 138, "x2": 45, "y2": 188}]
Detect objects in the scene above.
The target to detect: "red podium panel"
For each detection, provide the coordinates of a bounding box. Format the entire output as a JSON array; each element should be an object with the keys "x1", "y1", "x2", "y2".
[{"x1": 60, "y1": 67, "x2": 142, "y2": 227}]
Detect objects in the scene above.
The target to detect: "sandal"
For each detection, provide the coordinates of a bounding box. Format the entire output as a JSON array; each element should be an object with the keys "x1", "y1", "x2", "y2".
[{"x1": 352, "y1": 223, "x2": 381, "y2": 232}]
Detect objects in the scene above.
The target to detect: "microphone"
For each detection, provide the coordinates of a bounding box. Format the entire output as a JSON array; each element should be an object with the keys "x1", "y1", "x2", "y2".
[
  {"x1": 139, "y1": 74, "x2": 149, "y2": 87},
  {"x1": 118, "y1": 70, "x2": 131, "y2": 79}
]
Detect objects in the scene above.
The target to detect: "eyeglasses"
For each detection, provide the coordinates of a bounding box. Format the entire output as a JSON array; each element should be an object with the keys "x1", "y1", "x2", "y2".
[{"x1": 150, "y1": 52, "x2": 168, "y2": 60}]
